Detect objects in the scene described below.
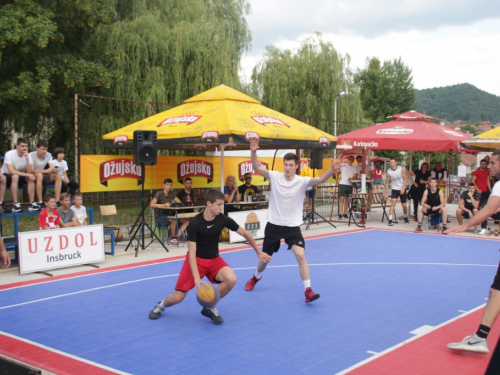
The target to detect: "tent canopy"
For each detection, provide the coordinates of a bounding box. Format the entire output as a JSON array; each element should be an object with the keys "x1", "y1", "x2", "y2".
[{"x1": 462, "y1": 127, "x2": 500, "y2": 151}]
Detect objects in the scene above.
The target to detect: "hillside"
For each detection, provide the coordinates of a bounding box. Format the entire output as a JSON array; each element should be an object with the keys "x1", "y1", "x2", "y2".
[{"x1": 416, "y1": 83, "x2": 500, "y2": 123}]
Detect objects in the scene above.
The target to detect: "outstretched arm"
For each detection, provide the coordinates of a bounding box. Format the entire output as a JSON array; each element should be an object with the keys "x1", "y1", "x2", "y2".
[
  {"x1": 249, "y1": 137, "x2": 270, "y2": 180},
  {"x1": 236, "y1": 227, "x2": 272, "y2": 263},
  {"x1": 445, "y1": 196, "x2": 500, "y2": 234},
  {"x1": 308, "y1": 154, "x2": 343, "y2": 186}
]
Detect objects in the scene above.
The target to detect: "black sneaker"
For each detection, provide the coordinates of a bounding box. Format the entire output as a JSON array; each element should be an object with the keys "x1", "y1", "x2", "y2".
[
  {"x1": 201, "y1": 306, "x2": 224, "y2": 324},
  {"x1": 12, "y1": 203, "x2": 23, "y2": 213},
  {"x1": 1, "y1": 202, "x2": 11, "y2": 213},
  {"x1": 404, "y1": 217, "x2": 409, "y2": 224},
  {"x1": 442, "y1": 224, "x2": 448, "y2": 231},
  {"x1": 56, "y1": 201, "x2": 62, "y2": 208},
  {"x1": 338, "y1": 215, "x2": 343, "y2": 220},
  {"x1": 149, "y1": 302, "x2": 164, "y2": 320},
  {"x1": 39, "y1": 202, "x2": 46, "y2": 209},
  {"x1": 28, "y1": 202, "x2": 41, "y2": 212},
  {"x1": 388, "y1": 219, "x2": 393, "y2": 226},
  {"x1": 343, "y1": 214, "x2": 348, "y2": 219}
]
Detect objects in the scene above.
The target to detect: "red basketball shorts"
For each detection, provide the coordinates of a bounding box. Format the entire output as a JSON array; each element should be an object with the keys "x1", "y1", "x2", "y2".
[{"x1": 175, "y1": 254, "x2": 230, "y2": 292}]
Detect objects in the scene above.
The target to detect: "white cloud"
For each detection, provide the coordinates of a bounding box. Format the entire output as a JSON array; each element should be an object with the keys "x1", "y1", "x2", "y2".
[{"x1": 241, "y1": 1, "x2": 500, "y2": 96}]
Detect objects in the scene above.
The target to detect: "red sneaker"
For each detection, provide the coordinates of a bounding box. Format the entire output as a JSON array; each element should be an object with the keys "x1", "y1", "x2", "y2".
[
  {"x1": 305, "y1": 287, "x2": 320, "y2": 303},
  {"x1": 414, "y1": 226, "x2": 423, "y2": 233},
  {"x1": 245, "y1": 275, "x2": 262, "y2": 291}
]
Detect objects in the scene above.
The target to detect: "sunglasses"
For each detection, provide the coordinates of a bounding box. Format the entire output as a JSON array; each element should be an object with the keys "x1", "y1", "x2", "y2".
[{"x1": 245, "y1": 177, "x2": 252, "y2": 179}]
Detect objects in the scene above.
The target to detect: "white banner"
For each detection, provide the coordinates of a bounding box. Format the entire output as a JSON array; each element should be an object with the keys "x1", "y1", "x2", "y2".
[
  {"x1": 18, "y1": 224, "x2": 106, "y2": 274},
  {"x1": 228, "y1": 209, "x2": 268, "y2": 243}
]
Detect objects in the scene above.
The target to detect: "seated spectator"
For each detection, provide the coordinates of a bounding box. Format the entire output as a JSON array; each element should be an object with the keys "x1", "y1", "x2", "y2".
[
  {"x1": 175, "y1": 178, "x2": 197, "y2": 244},
  {"x1": 57, "y1": 193, "x2": 80, "y2": 228},
  {"x1": 30, "y1": 140, "x2": 62, "y2": 209},
  {"x1": 70, "y1": 193, "x2": 87, "y2": 225},
  {"x1": 238, "y1": 172, "x2": 259, "y2": 200},
  {"x1": 39, "y1": 194, "x2": 60, "y2": 230},
  {"x1": 431, "y1": 162, "x2": 448, "y2": 184},
  {"x1": 52, "y1": 147, "x2": 80, "y2": 196},
  {"x1": 0, "y1": 138, "x2": 40, "y2": 213},
  {"x1": 415, "y1": 178, "x2": 448, "y2": 232},
  {"x1": 150, "y1": 178, "x2": 178, "y2": 244},
  {"x1": 407, "y1": 162, "x2": 431, "y2": 221},
  {"x1": 0, "y1": 206, "x2": 12, "y2": 268},
  {"x1": 224, "y1": 175, "x2": 240, "y2": 215},
  {"x1": 456, "y1": 183, "x2": 480, "y2": 232}
]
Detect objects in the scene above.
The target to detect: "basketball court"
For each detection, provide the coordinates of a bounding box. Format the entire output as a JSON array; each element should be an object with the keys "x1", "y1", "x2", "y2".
[{"x1": 1, "y1": 229, "x2": 499, "y2": 374}]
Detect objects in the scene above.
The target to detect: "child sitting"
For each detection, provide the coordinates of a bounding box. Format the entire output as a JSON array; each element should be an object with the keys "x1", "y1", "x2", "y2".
[
  {"x1": 52, "y1": 147, "x2": 80, "y2": 196},
  {"x1": 57, "y1": 193, "x2": 80, "y2": 228},
  {"x1": 39, "y1": 194, "x2": 60, "y2": 230},
  {"x1": 70, "y1": 193, "x2": 87, "y2": 225}
]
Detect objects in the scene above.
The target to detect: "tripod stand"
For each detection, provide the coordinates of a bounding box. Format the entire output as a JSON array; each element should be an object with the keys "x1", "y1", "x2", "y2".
[
  {"x1": 124, "y1": 165, "x2": 168, "y2": 256},
  {"x1": 304, "y1": 188, "x2": 337, "y2": 230}
]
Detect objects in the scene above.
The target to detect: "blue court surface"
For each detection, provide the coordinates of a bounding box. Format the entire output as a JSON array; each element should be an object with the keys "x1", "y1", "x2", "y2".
[{"x1": 1, "y1": 229, "x2": 499, "y2": 374}]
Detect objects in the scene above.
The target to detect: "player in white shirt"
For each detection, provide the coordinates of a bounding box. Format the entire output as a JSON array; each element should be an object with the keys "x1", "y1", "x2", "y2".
[
  {"x1": 445, "y1": 151, "x2": 500, "y2": 355},
  {"x1": 0, "y1": 138, "x2": 39, "y2": 212},
  {"x1": 244, "y1": 136, "x2": 342, "y2": 303},
  {"x1": 29, "y1": 140, "x2": 62, "y2": 208}
]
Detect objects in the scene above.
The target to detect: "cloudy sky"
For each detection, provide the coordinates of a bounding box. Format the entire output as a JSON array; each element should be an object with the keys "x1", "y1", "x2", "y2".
[{"x1": 240, "y1": 0, "x2": 500, "y2": 96}]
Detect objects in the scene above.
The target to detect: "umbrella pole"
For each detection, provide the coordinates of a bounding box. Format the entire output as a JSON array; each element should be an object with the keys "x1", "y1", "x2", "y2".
[
  {"x1": 409, "y1": 150, "x2": 413, "y2": 216},
  {"x1": 221, "y1": 145, "x2": 225, "y2": 191}
]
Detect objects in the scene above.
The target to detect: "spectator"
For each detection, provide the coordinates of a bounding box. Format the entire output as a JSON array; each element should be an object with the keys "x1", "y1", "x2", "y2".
[
  {"x1": 52, "y1": 147, "x2": 79, "y2": 196},
  {"x1": 150, "y1": 178, "x2": 178, "y2": 245},
  {"x1": 0, "y1": 138, "x2": 40, "y2": 213},
  {"x1": 337, "y1": 155, "x2": 357, "y2": 220},
  {"x1": 70, "y1": 193, "x2": 87, "y2": 225},
  {"x1": 238, "y1": 172, "x2": 259, "y2": 199},
  {"x1": 456, "y1": 183, "x2": 480, "y2": 232},
  {"x1": 30, "y1": 140, "x2": 62, "y2": 209},
  {"x1": 414, "y1": 178, "x2": 448, "y2": 232},
  {"x1": 384, "y1": 158, "x2": 409, "y2": 225},
  {"x1": 431, "y1": 162, "x2": 448, "y2": 184},
  {"x1": 38, "y1": 194, "x2": 60, "y2": 230},
  {"x1": 175, "y1": 177, "x2": 197, "y2": 244},
  {"x1": 473, "y1": 159, "x2": 492, "y2": 209},
  {"x1": 57, "y1": 193, "x2": 80, "y2": 228},
  {"x1": 407, "y1": 162, "x2": 431, "y2": 221},
  {"x1": 300, "y1": 158, "x2": 316, "y2": 217},
  {"x1": 372, "y1": 162, "x2": 384, "y2": 194},
  {"x1": 0, "y1": 206, "x2": 11, "y2": 268},
  {"x1": 223, "y1": 175, "x2": 240, "y2": 215}
]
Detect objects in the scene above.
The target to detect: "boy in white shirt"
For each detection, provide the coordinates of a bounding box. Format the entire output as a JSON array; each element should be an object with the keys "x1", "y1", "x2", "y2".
[
  {"x1": 29, "y1": 140, "x2": 62, "y2": 209},
  {"x1": 70, "y1": 193, "x2": 87, "y2": 225},
  {"x1": 52, "y1": 147, "x2": 80, "y2": 196},
  {"x1": 0, "y1": 138, "x2": 39, "y2": 213}
]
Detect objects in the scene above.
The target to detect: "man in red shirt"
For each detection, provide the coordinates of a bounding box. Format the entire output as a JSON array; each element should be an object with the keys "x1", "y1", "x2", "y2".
[{"x1": 472, "y1": 159, "x2": 492, "y2": 210}]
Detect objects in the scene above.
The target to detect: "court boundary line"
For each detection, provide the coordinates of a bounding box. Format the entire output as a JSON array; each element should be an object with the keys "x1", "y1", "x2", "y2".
[
  {"x1": 336, "y1": 303, "x2": 487, "y2": 374},
  {"x1": 0, "y1": 227, "x2": 370, "y2": 292}
]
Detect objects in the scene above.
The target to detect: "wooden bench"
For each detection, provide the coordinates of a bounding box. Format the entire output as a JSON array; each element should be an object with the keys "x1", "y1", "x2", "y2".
[{"x1": 348, "y1": 192, "x2": 389, "y2": 227}]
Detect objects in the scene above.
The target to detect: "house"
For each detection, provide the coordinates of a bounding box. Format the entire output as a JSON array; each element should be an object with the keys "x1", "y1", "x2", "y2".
[{"x1": 460, "y1": 154, "x2": 477, "y2": 176}]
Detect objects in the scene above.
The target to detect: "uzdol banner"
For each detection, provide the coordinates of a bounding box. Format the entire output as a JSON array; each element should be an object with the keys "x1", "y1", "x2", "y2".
[
  {"x1": 81, "y1": 155, "x2": 337, "y2": 193},
  {"x1": 18, "y1": 224, "x2": 106, "y2": 274}
]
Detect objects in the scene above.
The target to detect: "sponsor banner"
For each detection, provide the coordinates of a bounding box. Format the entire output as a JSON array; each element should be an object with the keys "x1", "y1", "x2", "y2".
[
  {"x1": 228, "y1": 209, "x2": 268, "y2": 243},
  {"x1": 375, "y1": 127, "x2": 413, "y2": 135},
  {"x1": 80, "y1": 155, "x2": 337, "y2": 193},
  {"x1": 18, "y1": 225, "x2": 105, "y2": 274}
]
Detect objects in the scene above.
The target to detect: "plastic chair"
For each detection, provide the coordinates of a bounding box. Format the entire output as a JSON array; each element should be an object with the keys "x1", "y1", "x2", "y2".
[
  {"x1": 423, "y1": 213, "x2": 442, "y2": 232},
  {"x1": 99, "y1": 205, "x2": 134, "y2": 244}
]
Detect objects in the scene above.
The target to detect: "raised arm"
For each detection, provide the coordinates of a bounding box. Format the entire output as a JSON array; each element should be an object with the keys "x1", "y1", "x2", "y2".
[
  {"x1": 249, "y1": 137, "x2": 270, "y2": 180},
  {"x1": 308, "y1": 155, "x2": 342, "y2": 186}
]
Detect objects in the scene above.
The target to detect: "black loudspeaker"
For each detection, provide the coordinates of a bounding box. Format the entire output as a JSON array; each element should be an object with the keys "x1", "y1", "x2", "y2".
[
  {"x1": 133, "y1": 130, "x2": 157, "y2": 166},
  {"x1": 310, "y1": 149, "x2": 323, "y2": 169}
]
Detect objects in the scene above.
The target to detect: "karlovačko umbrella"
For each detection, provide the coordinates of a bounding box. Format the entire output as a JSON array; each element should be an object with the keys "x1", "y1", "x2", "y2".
[
  {"x1": 103, "y1": 85, "x2": 336, "y2": 151},
  {"x1": 462, "y1": 127, "x2": 500, "y2": 151},
  {"x1": 337, "y1": 110, "x2": 470, "y2": 153}
]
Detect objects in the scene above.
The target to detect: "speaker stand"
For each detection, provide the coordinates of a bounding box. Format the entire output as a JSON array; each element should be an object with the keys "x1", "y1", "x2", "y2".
[
  {"x1": 124, "y1": 165, "x2": 168, "y2": 256},
  {"x1": 304, "y1": 189, "x2": 336, "y2": 230}
]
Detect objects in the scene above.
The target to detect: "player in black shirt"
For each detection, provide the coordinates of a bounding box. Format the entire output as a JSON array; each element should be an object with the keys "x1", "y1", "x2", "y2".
[{"x1": 149, "y1": 189, "x2": 272, "y2": 324}]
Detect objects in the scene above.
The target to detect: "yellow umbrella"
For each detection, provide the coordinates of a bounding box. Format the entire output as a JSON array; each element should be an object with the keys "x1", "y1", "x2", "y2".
[
  {"x1": 103, "y1": 85, "x2": 336, "y2": 151},
  {"x1": 462, "y1": 127, "x2": 500, "y2": 151}
]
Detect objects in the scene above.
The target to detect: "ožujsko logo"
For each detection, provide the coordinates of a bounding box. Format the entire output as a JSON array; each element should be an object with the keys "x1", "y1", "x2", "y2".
[
  {"x1": 177, "y1": 159, "x2": 214, "y2": 183},
  {"x1": 113, "y1": 135, "x2": 128, "y2": 145},
  {"x1": 318, "y1": 137, "x2": 331, "y2": 146},
  {"x1": 238, "y1": 160, "x2": 269, "y2": 182},
  {"x1": 157, "y1": 115, "x2": 202, "y2": 127},
  {"x1": 201, "y1": 131, "x2": 219, "y2": 142},
  {"x1": 99, "y1": 159, "x2": 142, "y2": 187},
  {"x1": 245, "y1": 131, "x2": 260, "y2": 141},
  {"x1": 251, "y1": 116, "x2": 290, "y2": 128}
]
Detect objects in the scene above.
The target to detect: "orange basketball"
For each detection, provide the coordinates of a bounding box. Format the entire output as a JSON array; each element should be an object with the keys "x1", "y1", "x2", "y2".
[{"x1": 196, "y1": 283, "x2": 220, "y2": 308}]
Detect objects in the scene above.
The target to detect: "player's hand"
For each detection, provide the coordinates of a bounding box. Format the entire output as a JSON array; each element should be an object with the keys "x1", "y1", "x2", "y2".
[
  {"x1": 432, "y1": 206, "x2": 438, "y2": 211},
  {"x1": 27, "y1": 174, "x2": 36, "y2": 182},
  {"x1": 194, "y1": 278, "x2": 207, "y2": 290},
  {"x1": 258, "y1": 252, "x2": 273, "y2": 263},
  {"x1": 249, "y1": 136, "x2": 260, "y2": 152},
  {"x1": 384, "y1": 195, "x2": 388, "y2": 201},
  {"x1": 0, "y1": 250, "x2": 11, "y2": 269},
  {"x1": 444, "y1": 224, "x2": 467, "y2": 234}
]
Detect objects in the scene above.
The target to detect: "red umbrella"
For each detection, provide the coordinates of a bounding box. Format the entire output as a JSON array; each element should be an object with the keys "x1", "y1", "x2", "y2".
[{"x1": 337, "y1": 111, "x2": 471, "y2": 153}]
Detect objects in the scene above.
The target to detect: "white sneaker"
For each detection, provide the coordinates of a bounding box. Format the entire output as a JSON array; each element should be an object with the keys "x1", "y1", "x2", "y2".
[
  {"x1": 447, "y1": 333, "x2": 489, "y2": 354},
  {"x1": 479, "y1": 228, "x2": 488, "y2": 235}
]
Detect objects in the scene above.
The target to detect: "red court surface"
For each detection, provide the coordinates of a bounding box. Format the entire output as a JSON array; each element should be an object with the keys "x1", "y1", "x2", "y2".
[{"x1": 348, "y1": 306, "x2": 500, "y2": 374}]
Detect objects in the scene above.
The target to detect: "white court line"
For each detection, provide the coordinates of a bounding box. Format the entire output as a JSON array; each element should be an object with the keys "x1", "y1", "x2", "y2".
[
  {"x1": 336, "y1": 304, "x2": 486, "y2": 375},
  {"x1": 0, "y1": 331, "x2": 131, "y2": 375},
  {"x1": 0, "y1": 262, "x2": 496, "y2": 310}
]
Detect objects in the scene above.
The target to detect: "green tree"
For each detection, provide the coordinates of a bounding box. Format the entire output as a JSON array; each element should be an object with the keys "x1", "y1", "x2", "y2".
[
  {"x1": 250, "y1": 34, "x2": 367, "y2": 136},
  {"x1": 0, "y1": 0, "x2": 117, "y2": 152},
  {"x1": 355, "y1": 57, "x2": 416, "y2": 124}
]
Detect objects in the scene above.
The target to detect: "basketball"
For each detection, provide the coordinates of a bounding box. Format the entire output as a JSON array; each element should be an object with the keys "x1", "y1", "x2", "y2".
[{"x1": 196, "y1": 283, "x2": 220, "y2": 308}]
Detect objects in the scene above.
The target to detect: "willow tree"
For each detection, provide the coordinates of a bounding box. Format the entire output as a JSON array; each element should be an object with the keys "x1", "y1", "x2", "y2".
[{"x1": 250, "y1": 34, "x2": 367, "y2": 137}]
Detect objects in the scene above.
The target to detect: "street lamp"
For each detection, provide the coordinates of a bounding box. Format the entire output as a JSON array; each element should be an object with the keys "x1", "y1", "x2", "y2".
[{"x1": 334, "y1": 91, "x2": 345, "y2": 156}]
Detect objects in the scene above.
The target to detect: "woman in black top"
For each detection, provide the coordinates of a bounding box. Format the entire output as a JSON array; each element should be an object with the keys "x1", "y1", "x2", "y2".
[{"x1": 408, "y1": 162, "x2": 431, "y2": 219}]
